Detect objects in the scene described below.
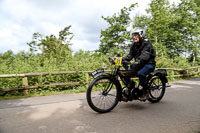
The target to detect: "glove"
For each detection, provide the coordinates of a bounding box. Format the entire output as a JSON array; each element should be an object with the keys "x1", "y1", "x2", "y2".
[
  {"x1": 130, "y1": 61, "x2": 139, "y2": 71},
  {"x1": 121, "y1": 56, "x2": 127, "y2": 64},
  {"x1": 121, "y1": 57, "x2": 129, "y2": 70},
  {"x1": 122, "y1": 56, "x2": 127, "y2": 61}
]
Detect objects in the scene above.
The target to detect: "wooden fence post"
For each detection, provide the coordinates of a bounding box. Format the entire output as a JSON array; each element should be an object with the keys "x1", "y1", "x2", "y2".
[
  {"x1": 85, "y1": 72, "x2": 89, "y2": 88},
  {"x1": 22, "y1": 77, "x2": 29, "y2": 95},
  {"x1": 171, "y1": 70, "x2": 175, "y2": 80},
  {"x1": 186, "y1": 69, "x2": 189, "y2": 78}
]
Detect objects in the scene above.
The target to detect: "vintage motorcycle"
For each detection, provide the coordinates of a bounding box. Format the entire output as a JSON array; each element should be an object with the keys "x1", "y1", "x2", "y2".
[{"x1": 86, "y1": 56, "x2": 168, "y2": 113}]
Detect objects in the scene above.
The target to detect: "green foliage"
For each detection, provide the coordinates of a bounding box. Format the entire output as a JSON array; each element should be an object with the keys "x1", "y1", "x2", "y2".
[
  {"x1": 0, "y1": 48, "x2": 197, "y2": 97},
  {"x1": 156, "y1": 56, "x2": 190, "y2": 69},
  {"x1": 194, "y1": 0, "x2": 200, "y2": 6},
  {"x1": 99, "y1": 0, "x2": 200, "y2": 62},
  {"x1": 1, "y1": 1, "x2": 200, "y2": 98},
  {"x1": 0, "y1": 49, "x2": 112, "y2": 96},
  {"x1": 132, "y1": 0, "x2": 200, "y2": 62},
  {"x1": 172, "y1": 0, "x2": 200, "y2": 62},
  {"x1": 99, "y1": 4, "x2": 137, "y2": 55},
  {"x1": 27, "y1": 26, "x2": 73, "y2": 64}
]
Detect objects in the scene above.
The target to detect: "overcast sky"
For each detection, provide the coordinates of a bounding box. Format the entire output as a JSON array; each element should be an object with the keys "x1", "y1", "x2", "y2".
[{"x1": 0, "y1": 0, "x2": 180, "y2": 53}]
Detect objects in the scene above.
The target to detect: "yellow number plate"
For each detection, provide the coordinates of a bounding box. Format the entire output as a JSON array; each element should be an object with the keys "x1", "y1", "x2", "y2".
[{"x1": 114, "y1": 57, "x2": 122, "y2": 66}]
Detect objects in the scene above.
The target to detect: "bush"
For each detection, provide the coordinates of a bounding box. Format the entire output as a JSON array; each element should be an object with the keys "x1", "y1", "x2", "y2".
[{"x1": 0, "y1": 50, "x2": 198, "y2": 96}]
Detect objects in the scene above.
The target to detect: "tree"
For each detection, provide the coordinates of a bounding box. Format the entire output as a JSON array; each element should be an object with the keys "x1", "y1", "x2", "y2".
[
  {"x1": 132, "y1": 0, "x2": 178, "y2": 57},
  {"x1": 194, "y1": 0, "x2": 200, "y2": 6},
  {"x1": 172, "y1": 0, "x2": 200, "y2": 65},
  {"x1": 145, "y1": 0, "x2": 176, "y2": 57},
  {"x1": 99, "y1": 4, "x2": 137, "y2": 55},
  {"x1": 27, "y1": 26, "x2": 74, "y2": 62},
  {"x1": 132, "y1": 0, "x2": 200, "y2": 61}
]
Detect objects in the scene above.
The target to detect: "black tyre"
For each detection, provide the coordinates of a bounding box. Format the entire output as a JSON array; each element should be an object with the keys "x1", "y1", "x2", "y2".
[
  {"x1": 148, "y1": 76, "x2": 166, "y2": 103},
  {"x1": 86, "y1": 75, "x2": 119, "y2": 113}
]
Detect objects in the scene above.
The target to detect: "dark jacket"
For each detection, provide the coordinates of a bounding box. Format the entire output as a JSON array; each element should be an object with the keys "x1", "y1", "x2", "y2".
[{"x1": 124, "y1": 38, "x2": 156, "y2": 67}]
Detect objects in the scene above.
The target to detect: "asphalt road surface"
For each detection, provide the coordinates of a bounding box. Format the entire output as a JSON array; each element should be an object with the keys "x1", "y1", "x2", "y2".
[{"x1": 0, "y1": 78, "x2": 200, "y2": 133}]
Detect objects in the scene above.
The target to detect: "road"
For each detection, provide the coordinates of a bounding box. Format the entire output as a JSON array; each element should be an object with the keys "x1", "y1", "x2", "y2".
[{"x1": 0, "y1": 78, "x2": 200, "y2": 133}]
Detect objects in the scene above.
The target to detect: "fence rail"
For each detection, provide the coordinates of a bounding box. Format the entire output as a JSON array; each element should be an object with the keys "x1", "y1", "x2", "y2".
[{"x1": 0, "y1": 66, "x2": 200, "y2": 93}]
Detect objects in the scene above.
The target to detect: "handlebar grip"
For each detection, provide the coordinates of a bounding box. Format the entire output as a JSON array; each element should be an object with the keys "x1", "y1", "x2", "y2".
[{"x1": 122, "y1": 61, "x2": 131, "y2": 65}]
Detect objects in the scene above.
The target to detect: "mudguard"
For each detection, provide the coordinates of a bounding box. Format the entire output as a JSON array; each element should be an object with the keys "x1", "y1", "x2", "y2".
[
  {"x1": 148, "y1": 69, "x2": 168, "y2": 84},
  {"x1": 91, "y1": 69, "x2": 105, "y2": 79}
]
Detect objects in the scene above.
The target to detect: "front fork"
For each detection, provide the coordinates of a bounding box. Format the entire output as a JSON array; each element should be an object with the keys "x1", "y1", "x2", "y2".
[
  {"x1": 103, "y1": 67, "x2": 119, "y2": 95},
  {"x1": 104, "y1": 66, "x2": 126, "y2": 101}
]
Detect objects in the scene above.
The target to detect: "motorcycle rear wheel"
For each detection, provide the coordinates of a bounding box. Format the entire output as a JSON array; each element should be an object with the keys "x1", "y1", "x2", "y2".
[
  {"x1": 148, "y1": 76, "x2": 166, "y2": 103},
  {"x1": 86, "y1": 75, "x2": 119, "y2": 113}
]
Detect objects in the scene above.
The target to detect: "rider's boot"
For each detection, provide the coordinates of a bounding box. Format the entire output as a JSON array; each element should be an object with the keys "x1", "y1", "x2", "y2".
[{"x1": 139, "y1": 89, "x2": 149, "y2": 102}]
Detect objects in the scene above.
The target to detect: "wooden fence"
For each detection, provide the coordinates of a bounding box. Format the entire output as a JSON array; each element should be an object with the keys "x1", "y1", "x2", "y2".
[{"x1": 0, "y1": 66, "x2": 200, "y2": 93}]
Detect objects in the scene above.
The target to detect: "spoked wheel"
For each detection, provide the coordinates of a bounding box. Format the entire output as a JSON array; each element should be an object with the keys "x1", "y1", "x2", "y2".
[
  {"x1": 86, "y1": 75, "x2": 119, "y2": 113},
  {"x1": 148, "y1": 76, "x2": 166, "y2": 103}
]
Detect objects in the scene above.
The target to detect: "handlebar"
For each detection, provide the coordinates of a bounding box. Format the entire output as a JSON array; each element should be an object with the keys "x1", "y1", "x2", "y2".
[
  {"x1": 109, "y1": 56, "x2": 131, "y2": 66},
  {"x1": 122, "y1": 60, "x2": 131, "y2": 65}
]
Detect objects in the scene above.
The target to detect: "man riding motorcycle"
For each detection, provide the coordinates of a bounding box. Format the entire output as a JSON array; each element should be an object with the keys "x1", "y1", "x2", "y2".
[{"x1": 123, "y1": 27, "x2": 156, "y2": 101}]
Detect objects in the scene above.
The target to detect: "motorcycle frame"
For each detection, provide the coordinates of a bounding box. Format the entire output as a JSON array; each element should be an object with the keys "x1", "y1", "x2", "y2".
[{"x1": 92, "y1": 65, "x2": 168, "y2": 102}]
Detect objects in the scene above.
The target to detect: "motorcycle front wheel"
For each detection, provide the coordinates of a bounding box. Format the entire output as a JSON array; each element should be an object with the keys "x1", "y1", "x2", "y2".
[{"x1": 86, "y1": 75, "x2": 119, "y2": 113}]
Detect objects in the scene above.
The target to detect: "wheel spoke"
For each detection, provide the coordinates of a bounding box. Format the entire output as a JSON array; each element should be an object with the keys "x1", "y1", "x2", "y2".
[
  {"x1": 95, "y1": 95, "x2": 103, "y2": 108},
  {"x1": 106, "y1": 96, "x2": 113, "y2": 107},
  {"x1": 100, "y1": 96, "x2": 104, "y2": 110},
  {"x1": 149, "y1": 77, "x2": 164, "y2": 99},
  {"x1": 107, "y1": 93, "x2": 116, "y2": 97},
  {"x1": 104, "y1": 96, "x2": 110, "y2": 108},
  {"x1": 106, "y1": 95, "x2": 115, "y2": 105}
]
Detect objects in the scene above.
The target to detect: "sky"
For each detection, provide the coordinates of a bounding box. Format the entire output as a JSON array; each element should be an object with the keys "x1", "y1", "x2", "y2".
[{"x1": 0, "y1": 0, "x2": 180, "y2": 54}]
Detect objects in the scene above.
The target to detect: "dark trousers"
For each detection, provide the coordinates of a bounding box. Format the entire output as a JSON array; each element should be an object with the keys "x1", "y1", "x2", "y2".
[{"x1": 137, "y1": 64, "x2": 155, "y2": 90}]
